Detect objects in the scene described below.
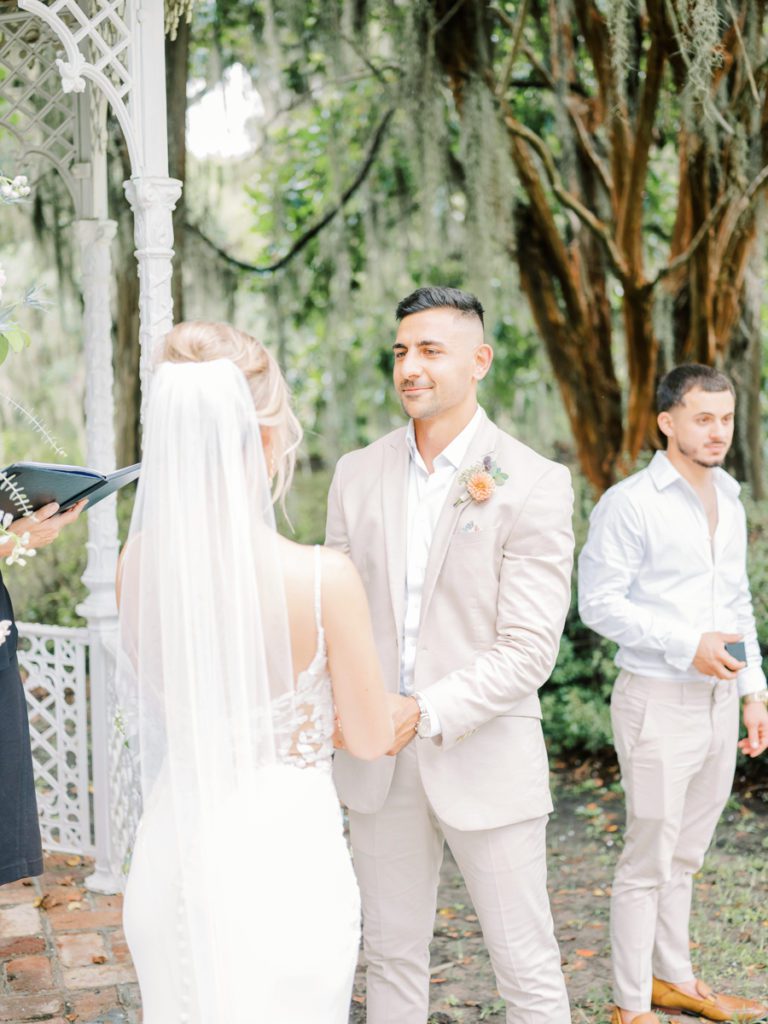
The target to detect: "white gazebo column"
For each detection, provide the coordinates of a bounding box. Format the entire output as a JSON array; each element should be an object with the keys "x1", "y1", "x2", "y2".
[
  {"x1": 124, "y1": 177, "x2": 183, "y2": 418},
  {"x1": 74, "y1": 217, "x2": 122, "y2": 894}
]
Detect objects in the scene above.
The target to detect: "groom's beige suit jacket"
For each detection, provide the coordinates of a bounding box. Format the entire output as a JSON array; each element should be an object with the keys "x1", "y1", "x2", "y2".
[{"x1": 326, "y1": 409, "x2": 574, "y2": 832}]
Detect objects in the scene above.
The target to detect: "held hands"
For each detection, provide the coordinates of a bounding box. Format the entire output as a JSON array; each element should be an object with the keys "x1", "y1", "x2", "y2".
[
  {"x1": 9, "y1": 500, "x2": 88, "y2": 551},
  {"x1": 692, "y1": 632, "x2": 745, "y2": 680},
  {"x1": 333, "y1": 693, "x2": 419, "y2": 756},
  {"x1": 738, "y1": 702, "x2": 768, "y2": 759},
  {"x1": 385, "y1": 693, "x2": 419, "y2": 756}
]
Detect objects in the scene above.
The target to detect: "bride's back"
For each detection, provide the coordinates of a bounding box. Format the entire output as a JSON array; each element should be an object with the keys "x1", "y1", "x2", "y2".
[{"x1": 278, "y1": 536, "x2": 326, "y2": 680}]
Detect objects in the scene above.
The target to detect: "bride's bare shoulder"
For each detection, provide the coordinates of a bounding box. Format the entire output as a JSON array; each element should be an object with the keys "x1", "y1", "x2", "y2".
[{"x1": 276, "y1": 537, "x2": 360, "y2": 593}]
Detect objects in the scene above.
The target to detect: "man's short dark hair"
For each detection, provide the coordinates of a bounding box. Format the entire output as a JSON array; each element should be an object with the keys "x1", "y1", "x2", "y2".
[
  {"x1": 395, "y1": 286, "x2": 484, "y2": 326},
  {"x1": 657, "y1": 363, "x2": 735, "y2": 412}
]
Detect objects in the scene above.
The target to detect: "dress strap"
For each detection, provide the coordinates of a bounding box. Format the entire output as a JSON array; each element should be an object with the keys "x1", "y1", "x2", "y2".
[{"x1": 313, "y1": 545, "x2": 324, "y2": 638}]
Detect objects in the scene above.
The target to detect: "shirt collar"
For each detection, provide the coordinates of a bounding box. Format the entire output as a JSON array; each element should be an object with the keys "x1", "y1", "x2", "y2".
[
  {"x1": 406, "y1": 406, "x2": 484, "y2": 473},
  {"x1": 648, "y1": 450, "x2": 741, "y2": 497}
]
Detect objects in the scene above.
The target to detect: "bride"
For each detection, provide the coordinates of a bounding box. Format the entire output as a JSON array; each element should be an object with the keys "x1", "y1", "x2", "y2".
[{"x1": 117, "y1": 321, "x2": 394, "y2": 1023}]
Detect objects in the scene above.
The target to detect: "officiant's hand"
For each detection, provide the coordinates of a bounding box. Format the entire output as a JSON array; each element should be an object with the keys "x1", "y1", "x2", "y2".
[
  {"x1": 385, "y1": 693, "x2": 419, "y2": 756},
  {"x1": 10, "y1": 499, "x2": 88, "y2": 550}
]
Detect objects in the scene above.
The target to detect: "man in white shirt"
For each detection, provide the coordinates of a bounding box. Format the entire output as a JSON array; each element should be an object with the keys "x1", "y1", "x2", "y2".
[
  {"x1": 326, "y1": 286, "x2": 574, "y2": 1023},
  {"x1": 578, "y1": 364, "x2": 768, "y2": 1024}
]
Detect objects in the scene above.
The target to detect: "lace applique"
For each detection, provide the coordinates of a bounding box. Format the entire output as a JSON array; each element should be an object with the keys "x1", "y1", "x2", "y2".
[
  {"x1": 273, "y1": 546, "x2": 334, "y2": 772},
  {"x1": 272, "y1": 645, "x2": 335, "y2": 772}
]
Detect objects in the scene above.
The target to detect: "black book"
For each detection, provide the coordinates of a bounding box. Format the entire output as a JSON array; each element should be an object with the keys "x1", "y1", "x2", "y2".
[{"x1": 0, "y1": 461, "x2": 141, "y2": 519}]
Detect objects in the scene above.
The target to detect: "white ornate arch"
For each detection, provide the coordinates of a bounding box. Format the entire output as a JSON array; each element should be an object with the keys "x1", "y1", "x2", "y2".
[{"x1": 0, "y1": 0, "x2": 181, "y2": 893}]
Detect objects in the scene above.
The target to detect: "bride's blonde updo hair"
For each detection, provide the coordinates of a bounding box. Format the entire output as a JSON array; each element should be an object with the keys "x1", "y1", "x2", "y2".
[{"x1": 158, "y1": 321, "x2": 302, "y2": 506}]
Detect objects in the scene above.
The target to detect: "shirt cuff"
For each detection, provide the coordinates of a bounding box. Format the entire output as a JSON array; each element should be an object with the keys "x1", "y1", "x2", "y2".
[
  {"x1": 414, "y1": 691, "x2": 442, "y2": 738},
  {"x1": 737, "y1": 664, "x2": 768, "y2": 698},
  {"x1": 662, "y1": 625, "x2": 701, "y2": 673}
]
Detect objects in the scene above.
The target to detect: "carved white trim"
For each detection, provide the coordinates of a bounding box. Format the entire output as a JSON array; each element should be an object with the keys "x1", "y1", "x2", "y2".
[
  {"x1": 18, "y1": 0, "x2": 140, "y2": 170},
  {"x1": 0, "y1": 9, "x2": 82, "y2": 205},
  {"x1": 18, "y1": 623, "x2": 92, "y2": 857},
  {"x1": 74, "y1": 218, "x2": 120, "y2": 618},
  {"x1": 124, "y1": 176, "x2": 183, "y2": 422},
  {"x1": 72, "y1": 218, "x2": 123, "y2": 893}
]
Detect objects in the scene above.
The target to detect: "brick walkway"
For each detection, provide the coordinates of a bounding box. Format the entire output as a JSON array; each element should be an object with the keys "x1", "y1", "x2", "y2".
[{"x1": 0, "y1": 854, "x2": 139, "y2": 1024}]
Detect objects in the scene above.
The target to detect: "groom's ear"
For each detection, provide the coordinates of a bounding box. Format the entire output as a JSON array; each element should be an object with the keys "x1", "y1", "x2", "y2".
[{"x1": 472, "y1": 343, "x2": 494, "y2": 381}]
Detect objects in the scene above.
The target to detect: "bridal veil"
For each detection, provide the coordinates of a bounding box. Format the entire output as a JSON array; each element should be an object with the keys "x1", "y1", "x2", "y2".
[{"x1": 117, "y1": 358, "x2": 300, "y2": 1017}]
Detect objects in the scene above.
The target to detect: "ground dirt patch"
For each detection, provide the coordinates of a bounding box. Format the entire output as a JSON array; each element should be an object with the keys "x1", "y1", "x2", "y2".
[{"x1": 349, "y1": 764, "x2": 768, "y2": 1023}]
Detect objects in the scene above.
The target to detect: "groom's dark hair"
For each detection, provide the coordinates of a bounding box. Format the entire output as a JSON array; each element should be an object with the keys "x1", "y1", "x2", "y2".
[{"x1": 395, "y1": 286, "x2": 484, "y2": 326}]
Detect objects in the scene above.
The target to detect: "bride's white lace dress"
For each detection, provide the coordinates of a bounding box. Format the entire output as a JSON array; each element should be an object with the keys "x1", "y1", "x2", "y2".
[{"x1": 123, "y1": 550, "x2": 360, "y2": 1023}]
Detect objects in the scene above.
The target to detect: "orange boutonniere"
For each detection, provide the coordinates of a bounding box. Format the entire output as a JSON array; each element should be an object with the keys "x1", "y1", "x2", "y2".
[{"x1": 453, "y1": 455, "x2": 508, "y2": 508}]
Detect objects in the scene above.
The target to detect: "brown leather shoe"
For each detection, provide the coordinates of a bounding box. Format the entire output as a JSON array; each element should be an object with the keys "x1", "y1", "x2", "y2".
[
  {"x1": 610, "y1": 1007, "x2": 662, "y2": 1024},
  {"x1": 652, "y1": 977, "x2": 768, "y2": 1022}
]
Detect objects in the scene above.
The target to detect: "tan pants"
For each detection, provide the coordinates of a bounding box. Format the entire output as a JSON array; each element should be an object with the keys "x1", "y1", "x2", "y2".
[
  {"x1": 348, "y1": 744, "x2": 570, "y2": 1024},
  {"x1": 610, "y1": 671, "x2": 739, "y2": 1012}
]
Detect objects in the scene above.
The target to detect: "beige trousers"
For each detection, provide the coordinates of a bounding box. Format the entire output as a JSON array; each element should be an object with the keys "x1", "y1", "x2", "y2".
[
  {"x1": 610, "y1": 671, "x2": 739, "y2": 1012},
  {"x1": 348, "y1": 744, "x2": 570, "y2": 1024}
]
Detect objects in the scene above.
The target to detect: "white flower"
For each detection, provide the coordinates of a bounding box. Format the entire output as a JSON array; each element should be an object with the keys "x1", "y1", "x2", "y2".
[
  {"x1": 0, "y1": 620, "x2": 11, "y2": 643},
  {"x1": 12, "y1": 177, "x2": 30, "y2": 199},
  {"x1": 0, "y1": 183, "x2": 13, "y2": 199},
  {"x1": 4, "y1": 529, "x2": 35, "y2": 566}
]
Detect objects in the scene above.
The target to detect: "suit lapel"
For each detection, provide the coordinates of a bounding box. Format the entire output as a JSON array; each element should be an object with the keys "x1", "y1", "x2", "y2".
[
  {"x1": 381, "y1": 431, "x2": 409, "y2": 650},
  {"x1": 419, "y1": 412, "x2": 499, "y2": 628}
]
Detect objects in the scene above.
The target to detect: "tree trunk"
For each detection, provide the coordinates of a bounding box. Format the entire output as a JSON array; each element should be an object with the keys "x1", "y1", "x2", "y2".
[
  {"x1": 109, "y1": 124, "x2": 141, "y2": 468},
  {"x1": 514, "y1": 202, "x2": 623, "y2": 492},
  {"x1": 165, "y1": 21, "x2": 190, "y2": 322},
  {"x1": 726, "y1": 231, "x2": 765, "y2": 499}
]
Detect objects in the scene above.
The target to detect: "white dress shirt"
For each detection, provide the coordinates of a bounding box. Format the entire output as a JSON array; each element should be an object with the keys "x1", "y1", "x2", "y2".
[
  {"x1": 401, "y1": 407, "x2": 484, "y2": 736},
  {"x1": 578, "y1": 451, "x2": 766, "y2": 696}
]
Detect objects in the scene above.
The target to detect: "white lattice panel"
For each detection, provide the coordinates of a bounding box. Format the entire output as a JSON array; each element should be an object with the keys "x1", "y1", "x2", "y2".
[
  {"x1": 17, "y1": 622, "x2": 93, "y2": 856},
  {"x1": 0, "y1": 11, "x2": 78, "y2": 184},
  {"x1": 40, "y1": 0, "x2": 131, "y2": 100},
  {"x1": 107, "y1": 671, "x2": 141, "y2": 881}
]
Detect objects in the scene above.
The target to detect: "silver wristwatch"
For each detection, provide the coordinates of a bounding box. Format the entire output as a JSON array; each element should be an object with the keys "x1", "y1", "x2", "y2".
[{"x1": 412, "y1": 692, "x2": 431, "y2": 739}]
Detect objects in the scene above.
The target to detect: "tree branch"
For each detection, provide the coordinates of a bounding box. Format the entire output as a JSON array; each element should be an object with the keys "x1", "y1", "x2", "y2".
[
  {"x1": 726, "y1": 0, "x2": 759, "y2": 103},
  {"x1": 502, "y1": 110, "x2": 628, "y2": 278},
  {"x1": 431, "y1": 0, "x2": 469, "y2": 39},
  {"x1": 494, "y1": 0, "x2": 529, "y2": 99},
  {"x1": 651, "y1": 188, "x2": 732, "y2": 287},
  {"x1": 715, "y1": 161, "x2": 768, "y2": 266},
  {"x1": 185, "y1": 107, "x2": 395, "y2": 275},
  {"x1": 521, "y1": 41, "x2": 614, "y2": 197}
]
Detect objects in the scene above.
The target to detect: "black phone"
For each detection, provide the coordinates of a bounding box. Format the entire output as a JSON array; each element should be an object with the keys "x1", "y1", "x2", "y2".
[{"x1": 724, "y1": 640, "x2": 747, "y2": 663}]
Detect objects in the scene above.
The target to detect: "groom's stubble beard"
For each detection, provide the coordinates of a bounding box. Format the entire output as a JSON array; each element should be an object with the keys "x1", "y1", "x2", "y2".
[
  {"x1": 399, "y1": 391, "x2": 441, "y2": 420},
  {"x1": 675, "y1": 437, "x2": 731, "y2": 470}
]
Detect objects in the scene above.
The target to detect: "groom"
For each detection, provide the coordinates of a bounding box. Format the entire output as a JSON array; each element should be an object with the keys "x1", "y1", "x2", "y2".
[{"x1": 326, "y1": 286, "x2": 574, "y2": 1023}]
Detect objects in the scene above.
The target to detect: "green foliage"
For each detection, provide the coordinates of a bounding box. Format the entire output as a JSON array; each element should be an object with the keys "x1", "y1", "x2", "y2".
[
  {"x1": 542, "y1": 608, "x2": 617, "y2": 756},
  {"x1": 542, "y1": 479, "x2": 618, "y2": 755},
  {"x1": 740, "y1": 486, "x2": 768, "y2": 650},
  {"x1": 4, "y1": 513, "x2": 87, "y2": 628},
  {"x1": 278, "y1": 465, "x2": 331, "y2": 544}
]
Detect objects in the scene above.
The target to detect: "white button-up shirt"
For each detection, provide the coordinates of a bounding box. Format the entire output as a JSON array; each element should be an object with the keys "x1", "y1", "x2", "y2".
[
  {"x1": 401, "y1": 407, "x2": 484, "y2": 735},
  {"x1": 578, "y1": 451, "x2": 766, "y2": 696}
]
